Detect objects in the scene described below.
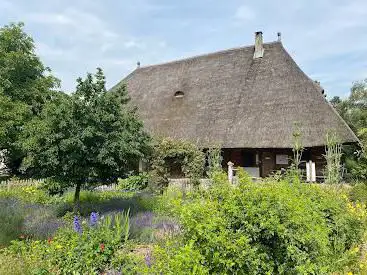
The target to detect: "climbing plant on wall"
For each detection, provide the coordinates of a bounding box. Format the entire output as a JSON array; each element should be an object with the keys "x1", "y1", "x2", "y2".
[{"x1": 149, "y1": 137, "x2": 205, "y2": 193}]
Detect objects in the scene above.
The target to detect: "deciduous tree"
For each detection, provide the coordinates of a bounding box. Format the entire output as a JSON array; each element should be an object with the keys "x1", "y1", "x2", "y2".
[
  {"x1": 0, "y1": 22, "x2": 59, "y2": 173},
  {"x1": 21, "y1": 68, "x2": 151, "y2": 210}
]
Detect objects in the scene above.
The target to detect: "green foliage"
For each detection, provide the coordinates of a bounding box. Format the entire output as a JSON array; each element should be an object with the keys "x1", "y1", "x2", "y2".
[
  {"x1": 149, "y1": 138, "x2": 205, "y2": 192},
  {"x1": 155, "y1": 175, "x2": 366, "y2": 274},
  {"x1": 349, "y1": 182, "x2": 367, "y2": 204},
  {"x1": 0, "y1": 199, "x2": 24, "y2": 246},
  {"x1": 148, "y1": 240, "x2": 209, "y2": 274},
  {"x1": 20, "y1": 68, "x2": 151, "y2": 206},
  {"x1": 291, "y1": 122, "x2": 304, "y2": 180},
  {"x1": 0, "y1": 252, "x2": 36, "y2": 275},
  {"x1": 332, "y1": 79, "x2": 367, "y2": 181},
  {"x1": 0, "y1": 22, "x2": 59, "y2": 174},
  {"x1": 206, "y1": 145, "x2": 222, "y2": 177},
  {"x1": 5, "y1": 211, "x2": 130, "y2": 274},
  {"x1": 0, "y1": 184, "x2": 56, "y2": 205},
  {"x1": 118, "y1": 173, "x2": 148, "y2": 191},
  {"x1": 324, "y1": 132, "x2": 343, "y2": 184},
  {"x1": 39, "y1": 178, "x2": 65, "y2": 196},
  {"x1": 0, "y1": 196, "x2": 63, "y2": 246},
  {"x1": 55, "y1": 190, "x2": 149, "y2": 217}
]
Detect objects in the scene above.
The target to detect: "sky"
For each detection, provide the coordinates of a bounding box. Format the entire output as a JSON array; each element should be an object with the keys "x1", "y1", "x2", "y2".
[{"x1": 1, "y1": 0, "x2": 367, "y2": 98}]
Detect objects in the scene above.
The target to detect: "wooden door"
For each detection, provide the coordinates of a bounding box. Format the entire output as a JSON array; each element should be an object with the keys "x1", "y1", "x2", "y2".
[{"x1": 261, "y1": 152, "x2": 275, "y2": 177}]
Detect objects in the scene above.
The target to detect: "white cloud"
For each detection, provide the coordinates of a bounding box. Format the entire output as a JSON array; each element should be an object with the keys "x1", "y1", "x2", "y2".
[{"x1": 1, "y1": 0, "x2": 366, "y2": 96}]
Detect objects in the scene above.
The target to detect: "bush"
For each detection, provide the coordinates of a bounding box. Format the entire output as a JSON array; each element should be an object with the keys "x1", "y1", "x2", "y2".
[
  {"x1": 118, "y1": 173, "x2": 148, "y2": 191},
  {"x1": 153, "y1": 172, "x2": 366, "y2": 274},
  {"x1": 349, "y1": 182, "x2": 367, "y2": 203},
  {"x1": 0, "y1": 198, "x2": 63, "y2": 247},
  {"x1": 5, "y1": 211, "x2": 130, "y2": 274},
  {"x1": 0, "y1": 199, "x2": 24, "y2": 247},
  {"x1": 129, "y1": 211, "x2": 181, "y2": 243},
  {"x1": 22, "y1": 205, "x2": 63, "y2": 240},
  {"x1": 148, "y1": 240, "x2": 209, "y2": 274},
  {"x1": 0, "y1": 252, "x2": 35, "y2": 275},
  {"x1": 0, "y1": 184, "x2": 56, "y2": 205}
]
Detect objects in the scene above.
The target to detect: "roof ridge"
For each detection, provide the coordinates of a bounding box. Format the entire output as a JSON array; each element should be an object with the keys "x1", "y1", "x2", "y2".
[{"x1": 137, "y1": 41, "x2": 281, "y2": 70}]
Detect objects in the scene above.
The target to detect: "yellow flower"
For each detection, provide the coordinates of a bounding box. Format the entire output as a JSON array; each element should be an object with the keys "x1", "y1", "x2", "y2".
[{"x1": 347, "y1": 272, "x2": 353, "y2": 275}]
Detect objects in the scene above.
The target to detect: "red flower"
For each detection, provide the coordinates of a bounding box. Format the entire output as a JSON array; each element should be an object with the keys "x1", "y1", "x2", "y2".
[
  {"x1": 47, "y1": 237, "x2": 53, "y2": 244},
  {"x1": 99, "y1": 243, "x2": 105, "y2": 252}
]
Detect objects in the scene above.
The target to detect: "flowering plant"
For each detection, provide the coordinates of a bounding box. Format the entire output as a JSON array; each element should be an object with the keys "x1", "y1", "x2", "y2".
[{"x1": 5, "y1": 210, "x2": 130, "y2": 274}]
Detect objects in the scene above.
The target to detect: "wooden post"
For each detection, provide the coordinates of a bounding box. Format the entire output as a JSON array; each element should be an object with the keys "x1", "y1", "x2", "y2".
[
  {"x1": 227, "y1": 161, "x2": 234, "y2": 184},
  {"x1": 306, "y1": 160, "x2": 316, "y2": 182},
  {"x1": 311, "y1": 161, "x2": 316, "y2": 182},
  {"x1": 306, "y1": 161, "x2": 311, "y2": 182}
]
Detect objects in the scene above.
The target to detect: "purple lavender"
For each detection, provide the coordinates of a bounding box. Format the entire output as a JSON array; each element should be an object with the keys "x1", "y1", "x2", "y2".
[
  {"x1": 73, "y1": 216, "x2": 82, "y2": 234},
  {"x1": 145, "y1": 251, "x2": 152, "y2": 268},
  {"x1": 90, "y1": 212, "x2": 98, "y2": 227},
  {"x1": 132, "y1": 212, "x2": 154, "y2": 228}
]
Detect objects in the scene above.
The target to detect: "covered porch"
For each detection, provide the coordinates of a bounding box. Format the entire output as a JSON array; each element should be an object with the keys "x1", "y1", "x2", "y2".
[{"x1": 222, "y1": 147, "x2": 326, "y2": 179}]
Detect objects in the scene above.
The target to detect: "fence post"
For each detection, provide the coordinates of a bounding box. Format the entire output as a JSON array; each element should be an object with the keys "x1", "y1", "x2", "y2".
[
  {"x1": 227, "y1": 161, "x2": 234, "y2": 184},
  {"x1": 306, "y1": 160, "x2": 316, "y2": 182}
]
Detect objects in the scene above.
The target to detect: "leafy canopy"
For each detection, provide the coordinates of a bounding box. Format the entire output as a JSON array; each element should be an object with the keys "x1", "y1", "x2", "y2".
[
  {"x1": 331, "y1": 79, "x2": 367, "y2": 180},
  {"x1": 21, "y1": 68, "x2": 151, "y2": 201},
  {"x1": 0, "y1": 22, "x2": 59, "y2": 173}
]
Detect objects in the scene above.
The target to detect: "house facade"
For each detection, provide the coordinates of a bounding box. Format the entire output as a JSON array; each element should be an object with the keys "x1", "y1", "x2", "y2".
[{"x1": 111, "y1": 32, "x2": 358, "y2": 178}]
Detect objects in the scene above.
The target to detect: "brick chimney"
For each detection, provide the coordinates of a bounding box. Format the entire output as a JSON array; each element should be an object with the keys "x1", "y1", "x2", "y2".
[{"x1": 253, "y1": 31, "x2": 264, "y2": 59}]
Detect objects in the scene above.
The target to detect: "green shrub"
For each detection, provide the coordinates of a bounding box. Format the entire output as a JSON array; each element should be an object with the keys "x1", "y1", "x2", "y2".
[
  {"x1": 0, "y1": 184, "x2": 54, "y2": 204},
  {"x1": 0, "y1": 252, "x2": 36, "y2": 275},
  {"x1": 0, "y1": 199, "x2": 24, "y2": 247},
  {"x1": 349, "y1": 182, "x2": 367, "y2": 203},
  {"x1": 148, "y1": 240, "x2": 209, "y2": 274},
  {"x1": 154, "y1": 173, "x2": 366, "y2": 274},
  {"x1": 118, "y1": 173, "x2": 148, "y2": 191}
]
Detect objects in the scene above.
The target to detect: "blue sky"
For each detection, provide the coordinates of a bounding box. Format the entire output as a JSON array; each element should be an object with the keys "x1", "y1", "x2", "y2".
[{"x1": 1, "y1": 0, "x2": 367, "y2": 98}]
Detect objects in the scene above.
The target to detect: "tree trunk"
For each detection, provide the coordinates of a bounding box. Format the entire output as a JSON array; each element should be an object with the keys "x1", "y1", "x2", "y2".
[{"x1": 73, "y1": 182, "x2": 82, "y2": 213}]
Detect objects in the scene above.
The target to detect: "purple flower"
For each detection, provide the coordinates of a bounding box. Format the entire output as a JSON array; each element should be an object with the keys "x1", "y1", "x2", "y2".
[
  {"x1": 73, "y1": 216, "x2": 82, "y2": 234},
  {"x1": 90, "y1": 212, "x2": 98, "y2": 227},
  {"x1": 145, "y1": 251, "x2": 152, "y2": 268},
  {"x1": 132, "y1": 212, "x2": 154, "y2": 228}
]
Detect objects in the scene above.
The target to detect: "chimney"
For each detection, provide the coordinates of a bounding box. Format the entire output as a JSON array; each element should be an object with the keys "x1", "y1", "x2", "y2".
[
  {"x1": 277, "y1": 32, "x2": 281, "y2": 42},
  {"x1": 253, "y1": 31, "x2": 264, "y2": 59}
]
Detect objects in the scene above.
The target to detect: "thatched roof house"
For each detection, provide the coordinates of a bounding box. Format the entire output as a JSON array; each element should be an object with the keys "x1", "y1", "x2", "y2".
[{"x1": 112, "y1": 32, "x2": 358, "y2": 178}]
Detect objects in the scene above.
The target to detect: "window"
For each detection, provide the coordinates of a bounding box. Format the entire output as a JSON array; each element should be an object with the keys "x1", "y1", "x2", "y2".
[{"x1": 174, "y1": 91, "x2": 184, "y2": 98}]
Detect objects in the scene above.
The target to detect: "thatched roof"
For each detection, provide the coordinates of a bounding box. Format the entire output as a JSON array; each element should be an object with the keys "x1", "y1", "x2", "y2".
[{"x1": 111, "y1": 40, "x2": 358, "y2": 148}]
